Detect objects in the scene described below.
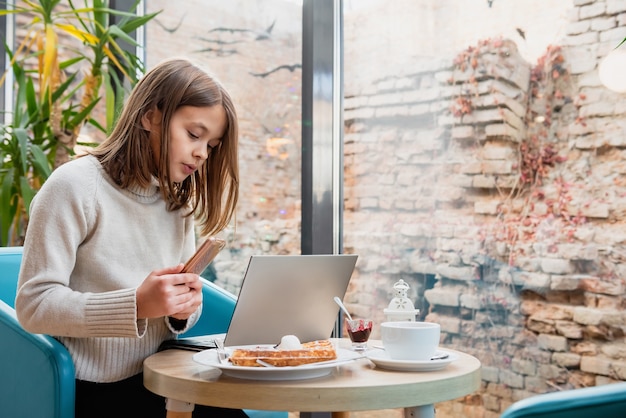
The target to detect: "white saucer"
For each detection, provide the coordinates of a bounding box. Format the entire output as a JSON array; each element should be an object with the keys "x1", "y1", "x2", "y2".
[{"x1": 366, "y1": 348, "x2": 458, "y2": 372}]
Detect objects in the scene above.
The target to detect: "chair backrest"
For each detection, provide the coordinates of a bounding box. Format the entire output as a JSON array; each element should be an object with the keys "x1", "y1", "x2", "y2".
[
  {"x1": 0, "y1": 246, "x2": 23, "y2": 307},
  {"x1": 0, "y1": 246, "x2": 76, "y2": 418},
  {"x1": 500, "y1": 381, "x2": 626, "y2": 418},
  {"x1": 181, "y1": 278, "x2": 237, "y2": 337}
]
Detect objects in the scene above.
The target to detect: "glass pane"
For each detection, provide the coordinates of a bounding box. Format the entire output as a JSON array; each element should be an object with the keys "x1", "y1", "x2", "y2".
[
  {"x1": 145, "y1": 0, "x2": 303, "y2": 294},
  {"x1": 343, "y1": 0, "x2": 626, "y2": 415}
]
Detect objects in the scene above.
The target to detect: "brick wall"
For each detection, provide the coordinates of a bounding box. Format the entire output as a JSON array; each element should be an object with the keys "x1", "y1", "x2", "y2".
[
  {"x1": 342, "y1": 0, "x2": 626, "y2": 416},
  {"x1": 143, "y1": 0, "x2": 626, "y2": 415}
]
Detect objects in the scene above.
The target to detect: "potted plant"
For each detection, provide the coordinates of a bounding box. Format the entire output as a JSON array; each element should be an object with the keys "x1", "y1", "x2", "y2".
[{"x1": 0, "y1": 0, "x2": 159, "y2": 246}]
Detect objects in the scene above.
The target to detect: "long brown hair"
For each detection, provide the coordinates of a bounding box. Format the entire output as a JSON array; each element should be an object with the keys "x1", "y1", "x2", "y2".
[{"x1": 90, "y1": 58, "x2": 239, "y2": 236}]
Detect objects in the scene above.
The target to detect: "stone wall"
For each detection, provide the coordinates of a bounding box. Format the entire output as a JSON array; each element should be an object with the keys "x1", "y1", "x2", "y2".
[{"x1": 343, "y1": 0, "x2": 626, "y2": 416}]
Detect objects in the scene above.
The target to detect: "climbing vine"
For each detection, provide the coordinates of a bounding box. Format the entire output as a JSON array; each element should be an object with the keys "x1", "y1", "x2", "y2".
[{"x1": 448, "y1": 38, "x2": 587, "y2": 265}]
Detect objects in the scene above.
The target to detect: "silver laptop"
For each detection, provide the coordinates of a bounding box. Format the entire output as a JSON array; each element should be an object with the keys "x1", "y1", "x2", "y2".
[
  {"x1": 223, "y1": 254, "x2": 358, "y2": 346},
  {"x1": 164, "y1": 254, "x2": 358, "y2": 351}
]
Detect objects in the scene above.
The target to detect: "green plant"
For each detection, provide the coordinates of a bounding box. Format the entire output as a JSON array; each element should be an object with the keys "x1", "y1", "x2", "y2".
[{"x1": 0, "y1": 0, "x2": 159, "y2": 246}]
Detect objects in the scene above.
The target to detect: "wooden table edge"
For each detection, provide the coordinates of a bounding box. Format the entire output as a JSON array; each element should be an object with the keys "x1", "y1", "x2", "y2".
[{"x1": 144, "y1": 343, "x2": 482, "y2": 414}]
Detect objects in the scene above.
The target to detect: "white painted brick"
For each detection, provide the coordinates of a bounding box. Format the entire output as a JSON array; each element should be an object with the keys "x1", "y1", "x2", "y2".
[
  {"x1": 579, "y1": 101, "x2": 617, "y2": 117},
  {"x1": 345, "y1": 107, "x2": 375, "y2": 120},
  {"x1": 471, "y1": 175, "x2": 497, "y2": 188},
  {"x1": 482, "y1": 160, "x2": 513, "y2": 174},
  {"x1": 424, "y1": 287, "x2": 460, "y2": 307},
  {"x1": 451, "y1": 125, "x2": 475, "y2": 139},
  {"x1": 485, "y1": 123, "x2": 524, "y2": 142},
  {"x1": 403, "y1": 87, "x2": 441, "y2": 103},
  {"x1": 580, "y1": 202, "x2": 610, "y2": 218},
  {"x1": 436, "y1": 264, "x2": 476, "y2": 281},
  {"x1": 566, "y1": 20, "x2": 591, "y2": 35},
  {"x1": 600, "y1": 26, "x2": 626, "y2": 43},
  {"x1": 482, "y1": 142, "x2": 516, "y2": 159},
  {"x1": 360, "y1": 197, "x2": 379, "y2": 209},
  {"x1": 591, "y1": 16, "x2": 617, "y2": 31},
  {"x1": 369, "y1": 92, "x2": 404, "y2": 106},
  {"x1": 563, "y1": 31, "x2": 600, "y2": 46},
  {"x1": 566, "y1": 46, "x2": 600, "y2": 74},
  {"x1": 540, "y1": 258, "x2": 573, "y2": 274},
  {"x1": 607, "y1": 0, "x2": 626, "y2": 14},
  {"x1": 474, "y1": 200, "x2": 500, "y2": 215},
  {"x1": 521, "y1": 272, "x2": 552, "y2": 290},
  {"x1": 580, "y1": 2, "x2": 606, "y2": 20}
]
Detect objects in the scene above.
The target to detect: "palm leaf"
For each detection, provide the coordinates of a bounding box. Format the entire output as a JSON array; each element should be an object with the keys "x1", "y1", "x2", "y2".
[
  {"x1": 0, "y1": 171, "x2": 17, "y2": 246},
  {"x1": 41, "y1": 25, "x2": 58, "y2": 101},
  {"x1": 14, "y1": 128, "x2": 30, "y2": 174},
  {"x1": 54, "y1": 22, "x2": 99, "y2": 45},
  {"x1": 30, "y1": 144, "x2": 52, "y2": 179},
  {"x1": 19, "y1": 176, "x2": 37, "y2": 219}
]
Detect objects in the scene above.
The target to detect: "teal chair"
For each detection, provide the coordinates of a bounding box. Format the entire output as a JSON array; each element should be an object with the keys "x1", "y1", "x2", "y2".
[
  {"x1": 0, "y1": 246, "x2": 75, "y2": 418},
  {"x1": 500, "y1": 381, "x2": 626, "y2": 418},
  {"x1": 0, "y1": 246, "x2": 287, "y2": 418}
]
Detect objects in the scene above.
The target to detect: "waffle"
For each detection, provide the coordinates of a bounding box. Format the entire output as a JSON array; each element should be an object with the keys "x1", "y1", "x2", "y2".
[{"x1": 229, "y1": 340, "x2": 337, "y2": 367}]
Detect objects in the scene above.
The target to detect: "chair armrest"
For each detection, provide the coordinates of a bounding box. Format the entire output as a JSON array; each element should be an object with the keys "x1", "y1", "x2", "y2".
[
  {"x1": 0, "y1": 246, "x2": 23, "y2": 308},
  {"x1": 180, "y1": 278, "x2": 237, "y2": 338},
  {"x1": 501, "y1": 381, "x2": 626, "y2": 418},
  {"x1": 0, "y1": 300, "x2": 75, "y2": 418}
]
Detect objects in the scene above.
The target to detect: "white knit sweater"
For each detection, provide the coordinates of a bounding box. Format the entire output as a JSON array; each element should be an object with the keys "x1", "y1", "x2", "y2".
[{"x1": 16, "y1": 155, "x2": 200, "y2": 382}]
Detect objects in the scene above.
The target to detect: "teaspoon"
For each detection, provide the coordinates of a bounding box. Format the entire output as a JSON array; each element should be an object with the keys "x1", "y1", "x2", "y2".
[{"x1": 334, "y1": 296, "x2": 353, "y2": 321}]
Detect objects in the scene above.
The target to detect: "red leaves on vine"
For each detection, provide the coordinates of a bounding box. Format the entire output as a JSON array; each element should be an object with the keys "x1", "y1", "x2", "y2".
[
  {"x1": 519, "y1": 140, "x2": 566, "y2": 187},
  {"x1": 450, "y1": 96, "x2": 473, "y2": 117}
]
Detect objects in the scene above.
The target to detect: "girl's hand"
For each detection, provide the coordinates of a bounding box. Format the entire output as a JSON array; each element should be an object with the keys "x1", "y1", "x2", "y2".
[{"x1": 136, "y1": 264, "x2": 203, "y2": 320}]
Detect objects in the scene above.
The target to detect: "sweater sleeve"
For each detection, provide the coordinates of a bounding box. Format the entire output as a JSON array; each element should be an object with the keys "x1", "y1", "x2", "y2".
[{"x1": 16, "y1": 158, "x2": 143, "y2": 338}]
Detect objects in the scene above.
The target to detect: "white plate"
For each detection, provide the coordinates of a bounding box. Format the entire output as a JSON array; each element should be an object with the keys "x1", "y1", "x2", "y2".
[
  {"x1": 192, "y1": 346, "x2": 362, "y2": 380},
  {"x1": 366, "y1": 348, "x2": 458, "y2": 372}
]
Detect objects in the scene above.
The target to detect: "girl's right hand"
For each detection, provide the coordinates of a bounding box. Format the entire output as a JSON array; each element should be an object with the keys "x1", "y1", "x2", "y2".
[{"x1": 136, "y1": 264, "x2": 203, "y2": 320}]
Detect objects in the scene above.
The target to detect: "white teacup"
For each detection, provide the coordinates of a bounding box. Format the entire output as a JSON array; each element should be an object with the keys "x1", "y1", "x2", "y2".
[{"x1": 380, "y1": 321, "x2": 441, "y2": 361}]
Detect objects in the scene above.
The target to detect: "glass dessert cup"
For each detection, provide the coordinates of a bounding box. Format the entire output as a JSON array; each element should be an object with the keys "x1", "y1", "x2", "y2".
[{"x1": 345, "y1": 318, "x2": 373, "y2": 351}]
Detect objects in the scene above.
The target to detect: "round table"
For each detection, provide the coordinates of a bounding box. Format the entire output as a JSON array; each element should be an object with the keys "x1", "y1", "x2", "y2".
[{"x1": 143, "y1": 339, "x2": 481, "y2": 418}]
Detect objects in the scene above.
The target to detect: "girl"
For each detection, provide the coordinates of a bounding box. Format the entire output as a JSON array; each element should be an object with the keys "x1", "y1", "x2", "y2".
[{"x1": 16, "y1": 58, "x2": 247, "y2": 417}]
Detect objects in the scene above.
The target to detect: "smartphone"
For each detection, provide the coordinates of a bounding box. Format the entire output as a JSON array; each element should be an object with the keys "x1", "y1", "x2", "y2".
[{"x1": 181, "y1": 237, "x2": 226, "y2": 275}]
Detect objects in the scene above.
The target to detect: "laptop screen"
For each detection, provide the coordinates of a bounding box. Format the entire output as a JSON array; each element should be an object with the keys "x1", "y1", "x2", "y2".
[{"x1": 223, "y1": 254, "x2": 358, "y2": 347}]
